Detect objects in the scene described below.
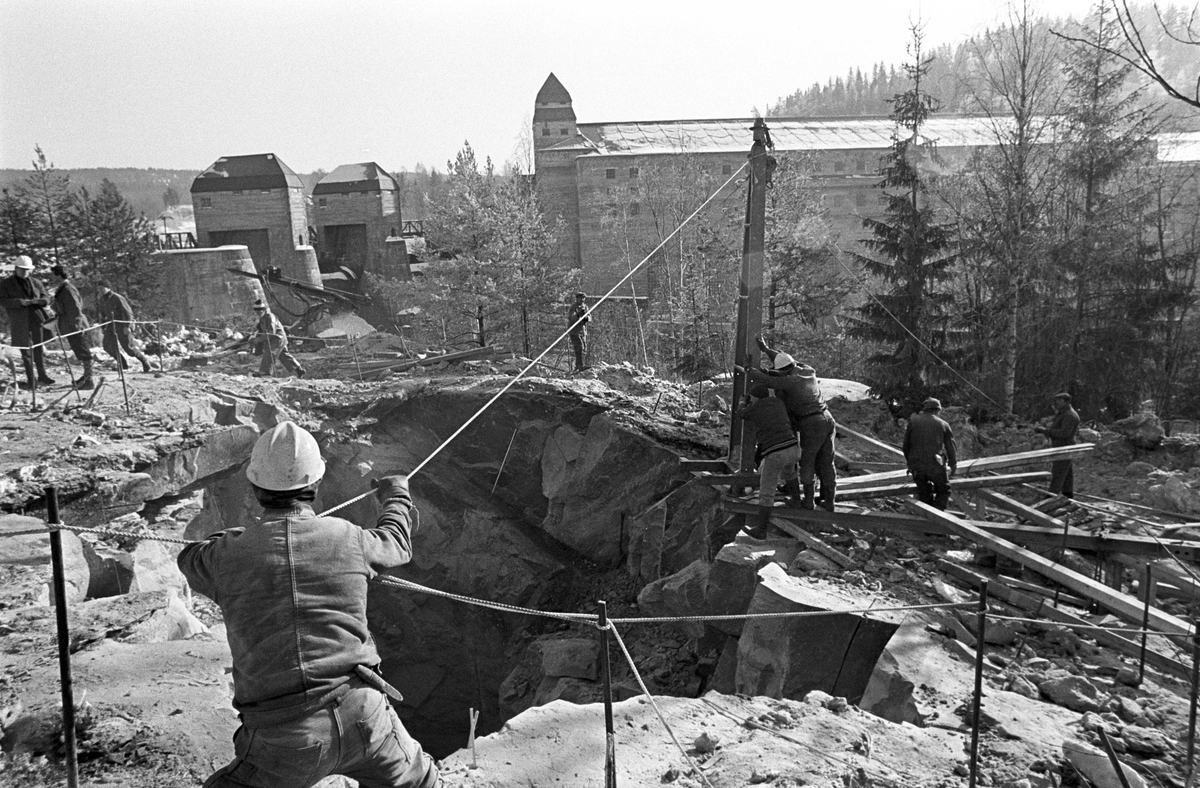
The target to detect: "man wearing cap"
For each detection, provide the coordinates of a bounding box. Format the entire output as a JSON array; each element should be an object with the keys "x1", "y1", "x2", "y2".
[
  {"x1": 734, "y1": 383, "x2": 802, "y2": 533},
  {"x1": 1036, "y1": 392, "x2": 1080, "y2": 498},
  {"x1": 97, "y1": 282, "x2": 154, "y2": 373},
  {"x1": 0, "y1": 255, "x2": 56, "y2": 388},
  {"x1": 734, "y1": 337, "x2": 837, "y2": 511},
  {"x1": 903, "y1": 398, "x2": 958, "y2": 511},
  {"x1": 567, "y1": 291, "x2": 590, "y2": 372},
  {"x1": 252, "y1": 298, "x2": 305, "y2": 378},
  {"x1": 49, "y1": 265, "x2": 95, "y2": 390},
  {"x1": 177, "y1": 421, "x2": 440, "y2": 788}
]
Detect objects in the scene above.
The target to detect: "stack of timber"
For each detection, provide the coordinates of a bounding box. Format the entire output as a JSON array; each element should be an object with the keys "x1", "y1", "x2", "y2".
[{"x1": 337, "y1": 346, "x2": 498, "y2": 380}]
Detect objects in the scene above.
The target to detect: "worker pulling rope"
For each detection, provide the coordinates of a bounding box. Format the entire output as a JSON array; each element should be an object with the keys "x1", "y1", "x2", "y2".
[{"x1": 318, "y1": 160, "x2": 749, "y2": 517}]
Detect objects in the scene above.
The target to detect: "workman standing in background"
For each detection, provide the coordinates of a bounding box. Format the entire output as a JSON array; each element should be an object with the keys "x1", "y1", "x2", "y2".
[
  {"x1": 252, "y1": 298, "x2": 305, "y2": 378},
  {"x1": 735, "y1": 336, "x2": 837, "y2": 511},
  {"x1": 733, "y1": 382, "x2": 802, "y2": 535},
  {"x1": 177, "y1": 421, "x2": 441, "y2": 788},
  {"x1": 567, "y1": 291, "x2": 590, "y2": 372},
  {"x1": 97, "y1": 282, "x2": 154, "y2": 373},
  {"x1": 49, "y1": 264, "x2": 95, "y2": 390},
  {"x1": 903, "y1": 397, "x2": 958, "y2": 511},
  {"x1": 0, "y1": 255, "x2": 57, "y2": 389},
  {"x1": 1036, "y1": 392, "x2": 1080, "y2": 498}
]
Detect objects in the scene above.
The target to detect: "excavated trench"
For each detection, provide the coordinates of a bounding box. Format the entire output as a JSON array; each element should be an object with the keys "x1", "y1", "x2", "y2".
[{"x1": 88, "y1": 382, "x2": 718, "y2": 759}]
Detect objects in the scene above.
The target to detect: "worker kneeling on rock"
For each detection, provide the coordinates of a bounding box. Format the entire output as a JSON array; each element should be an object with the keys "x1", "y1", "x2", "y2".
[
  {"x1": 903, "y1": 398, "x2": 957, "y2": 511},
  {"x1": 734, "y1": 383, "x2": 801, "y2": 536},
  {"x1": 177, "y1": 421, "x2": 440, "y2": 788}
]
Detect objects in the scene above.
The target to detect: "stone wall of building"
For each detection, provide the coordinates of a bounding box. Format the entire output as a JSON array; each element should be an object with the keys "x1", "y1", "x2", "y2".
[{"x1": 147, "y1": 246, "x2": 265, "y2": 326}]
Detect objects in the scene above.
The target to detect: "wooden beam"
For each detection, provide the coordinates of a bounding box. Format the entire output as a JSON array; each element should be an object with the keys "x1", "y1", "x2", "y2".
[
  {"x1": 913, "y1": 502, "x2": 1193, "y2": 637},
  {"x1": 838, "y1": 472, "x2": 1051, "y2": 502},
  {"x1": 839, "y1": 445, "x2": 1094, "y2": 490},
  {"x1": 767, "y1": 518, "x2": 854, "y2": 568},
  {"x1": 835, "y1": 424, "x2": 906, "y2": 458},
  {"x1": 939, "y1": 560, "x2": 1190, "y2": 681},
  {"x1": 681, "y1": 459, "x2": 732, "y2": 473},
  {"x1": 695, "y1": 472, "x2": 765, "y2": 487},
  {"x1": 975, "y1": 489, "x2": 1065, "y2": 530}
]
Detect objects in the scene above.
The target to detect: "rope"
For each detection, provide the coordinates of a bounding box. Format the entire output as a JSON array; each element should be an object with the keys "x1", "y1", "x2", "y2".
[
  {"x1": 373, "y1": 576, "x2": 597, "y2": 624},
  {"x1": 987, "y1": 614, "x2": 1193, "y2": 641},
  {"x1": 606, "y1": 620, "x2": 718, "y2": 788},
  {"x1": 608, "y1": 600, "x2": 973, "y2": 625},
  {"x1": 3, "y1": 522, "x2": 194, "y2": 546},
  {"x1": 318, "y1": 162, "x2": 750, "y2": 517}
]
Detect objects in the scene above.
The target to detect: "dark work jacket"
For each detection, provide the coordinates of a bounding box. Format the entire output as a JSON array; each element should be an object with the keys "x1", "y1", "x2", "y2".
[
  {"x1": 746, "y1": 366, "x2": 826, "y2": 431},
  {"x1": 903, "y1": 411, "x2": 957, "y2": 474},
  {"x1": 98, "y1": 290, "x2": 135, "y2": 324},
  {"x1": 567, "y1": 302, "x2": 589, "y2": 337},
  {"x1": 0, "y1": 274, "x2": 51, "y2": 346},
  {"x1": 53, "y1": 280, "x2": 90, "y2": 333},
  {"x1": 1045, "y1": 406, "x2": 1080, "y2": 447},
  {"x1": 177, "y1": 488, "x2": 415, "y2": 723},
  {"x1": 737, "y1": 397, "x2": 799, "y2": 461}
]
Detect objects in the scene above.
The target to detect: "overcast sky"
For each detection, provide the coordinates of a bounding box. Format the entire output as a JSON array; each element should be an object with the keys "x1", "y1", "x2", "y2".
[{"x1": 1, "y1": 0, "x2": 1101, "y2": 174}]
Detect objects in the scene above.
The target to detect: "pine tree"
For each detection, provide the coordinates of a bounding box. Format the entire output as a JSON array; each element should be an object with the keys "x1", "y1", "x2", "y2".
[
  {"x1": 72, "y1": 179, "x2": 156, "y2": 298},
  {"x1": 18, "y1": 145, "x2": 73, "y2": 264},
  {"x1": 0, "y1": 188, "x2": 38, "y2": 257},
  {"x1": 847, "y1": 26, "x2": 961, "y2": 414}
]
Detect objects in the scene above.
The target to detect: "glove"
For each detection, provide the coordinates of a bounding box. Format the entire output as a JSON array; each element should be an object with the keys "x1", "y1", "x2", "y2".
[
  {"x1": 31, "y1": 298, "x2": 49, "y2": 307},
  {"x1": 371, "y1": 474, "x2": 410, "y2": 503},
  {"x1": 756, "y1": 335, "x2": 769, "y2": 352}
]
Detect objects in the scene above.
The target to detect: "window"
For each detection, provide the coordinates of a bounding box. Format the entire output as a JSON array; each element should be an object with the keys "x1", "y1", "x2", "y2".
[
  {"x1": 261, "y1": 188, "x2": 272, "y2": 194},
  {"x1": 629, "y1": 167, "x2": 639, "y2": 178},
  {"x1": 605, "y1": 168, "x2": 616, "y2": 180},
  {"x1": 542, "y1": 127, "x2": 550, "y2": 137},
  {"x1": 318, "y1": 197, "x2": 327, "y2": 208},
  {"x1": 722, "y1": 164, "x2": 732, "y2": 176},
  {"x1": 629, "y1": 202, "x2": 640, "y2": 217},
  {"x1": 560, "y1": 128, "x2": 568, "y2": 135},
  {"x1": 233, "y1": 189, "x2": 243, "y2": 195},
  {"x1": 200, "y1": 197, "x2": 212, "y2": 209},
  {"x1": 856, "y1": 158, "x2": 866, "y2": 173},
  {"x1": 834, "y1": 160, "x2": 845, "y2": 173}
]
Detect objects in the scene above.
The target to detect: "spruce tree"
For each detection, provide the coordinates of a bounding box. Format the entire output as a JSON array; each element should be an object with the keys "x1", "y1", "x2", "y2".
[{"x1": 847, "y1": 26, "x2": 961, "y2": 415}]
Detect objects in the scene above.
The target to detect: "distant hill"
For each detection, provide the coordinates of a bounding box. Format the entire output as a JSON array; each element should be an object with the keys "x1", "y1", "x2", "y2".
[{"x1": 0, "y1": 167, "x2": 199, "y2": 221}]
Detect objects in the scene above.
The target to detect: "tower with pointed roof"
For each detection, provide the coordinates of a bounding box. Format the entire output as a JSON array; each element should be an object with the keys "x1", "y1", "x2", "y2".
[
  {"x1": 312, "y1": 162, "x2": 403, "y2": 277},
  {"x1": 533, "y1": 74, "x2": 592, "y2": 274}
]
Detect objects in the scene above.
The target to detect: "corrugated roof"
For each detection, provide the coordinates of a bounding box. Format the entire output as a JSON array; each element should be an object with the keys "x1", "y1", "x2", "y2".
[
  {"x1": 191, "y1": 153, "x2": 305, "y2": 193},
  {"x1": 313, "y1": 162, "x2": 399, "y2": 195},
  {"x1": 536, "y1": 73, "x2": 572, "y2": 105}
]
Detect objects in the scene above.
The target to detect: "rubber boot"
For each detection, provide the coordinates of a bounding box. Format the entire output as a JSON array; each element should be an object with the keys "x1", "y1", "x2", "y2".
[
  {"x1": 76, "y1": 357, "x2": 95, "y2": 390},
  {"x1": 801, "y1": 482, "x2": 815, "y2": 510},
  {"x1": 818, "y1": 481, "x2": 836, "y2": 512},
  {"x1": 783, "y1": 477, "x2": 803, "y2": 507},
  {"x1": 746, "y1": 506, "x2": 772, "y2": 539}
]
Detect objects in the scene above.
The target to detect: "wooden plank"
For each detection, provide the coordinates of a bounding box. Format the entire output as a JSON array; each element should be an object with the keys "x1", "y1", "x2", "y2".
[
  {"x1": 914, "y1": 502, "x2": 1194, "y2": 637},
  {"x1": 839, "y1": 445, "x2": 1094, "y2": 490},
  {"x1": 361, "y1": 346, "x2": 497, "y2": 379},
  {"x1": 695, "y1": 472, "x2": 763, "y2": 487},
  {"x1": 681, "y1": 459, "x2": 732, "y2": 473},
  {"x1": 767, "y1": 517, "x2": 854, "y2": 568},
  {"x1": 836, "y1": 450, "x2": 904, "y2": 472},
  {"x1": 975, "y1": 489, "x2": 1066, "y2": 530},
  {"x1": 939, "y1": 560, "x2": 1190, "y2": 681},
  {"x1": 838, "y1": 472, "x2": 1051, "y2": 502},
  {"x1": 835, "y1": 423, "x2": 905, "y2": 458}
]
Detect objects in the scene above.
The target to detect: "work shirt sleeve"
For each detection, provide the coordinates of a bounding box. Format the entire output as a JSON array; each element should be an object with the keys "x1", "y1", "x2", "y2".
[
  {"x1": 943, "y1": 425, "x2": 958, "y2": 471},
  {"x1": 745, "y1": 368, "x2": 783, "y2": 388},
  {"x1": 177, "y1": 529, "x2": 245, "y2": 602},
  {"x1": 359, "y1": 483, "x2": 416, "y2": 577},
  {"x1": 1045, "y1": 410, "x2": 1080, "y2": 443}
]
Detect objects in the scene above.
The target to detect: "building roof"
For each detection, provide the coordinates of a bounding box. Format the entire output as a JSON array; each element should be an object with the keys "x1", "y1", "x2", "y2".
[
  {"x1": 536, "y1": 73, "x2": 572, "y2": 105},
  {"x1": 312, "y1": 162, "x2": 399, "y2": 195},
  {"x1": 541, "y1": 134, "x2": 599, "y2": 153},
  {"x1": 1157, "y1": 132, "x2": 1200, "y2": 163},
  {"x1": 191, "y1": 153, "x2": 305, "y2": 193}
]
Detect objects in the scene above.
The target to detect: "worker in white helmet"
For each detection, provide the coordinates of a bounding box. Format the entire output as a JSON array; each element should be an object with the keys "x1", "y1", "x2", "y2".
[
  {"x1": 734, "y1": 335, "x2": 838, "y2": 511},
  {"x1": 177, "y1": 421, "x2": 440, "y2": 788}
]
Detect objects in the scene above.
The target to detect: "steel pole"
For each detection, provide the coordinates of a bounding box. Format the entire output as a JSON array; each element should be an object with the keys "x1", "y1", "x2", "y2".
[
  {"x1": 969, "y1": 580, "x2": 988, "y2": 788},
  {"x1": 598, "y1": 601, "x2": 617, "y2": 788},
  {"x1": 47, "y1": 487, "x2": 80, "y2": 788},
  {"x1": 1188, "y1": 619, "x2": 1199, "y2": 778},
  {"x1": 1139, "y1": 564, "x2": 1152, "y2": 685}
]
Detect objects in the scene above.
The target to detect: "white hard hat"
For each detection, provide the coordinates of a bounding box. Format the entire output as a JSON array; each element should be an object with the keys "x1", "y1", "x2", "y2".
[
  {"x1": 772, "y1": 352, "x2": 796, "y2": 371},
  {"x1": 13, "y1": 256, "x2": 33, "y2": 270},
  {"x1": 246, "y1": 421, "x2": 326, "y2": 491}
]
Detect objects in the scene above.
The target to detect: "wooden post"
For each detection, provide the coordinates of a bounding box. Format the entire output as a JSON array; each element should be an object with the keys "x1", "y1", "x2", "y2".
[
  {"x1": 728, "y1": 118, "x2": 769, "y2": 470},
  {"x1": 1189, "y1": 620, "x2": 1199, "y2": 778},
  {"x1": 47, "y1": 488, "x2": 80, "y2": 788},
  {"x1": 1139, "y1": 564, "x2": 1152, "y2": 685},
  {"x1": 1097, "y1": 729, "x2": 1134, "y2": 788},
  {"x1": 969, "y1": 580, "x2": 988, "y2": 788},
  {"x1": 598, "y1": 601, "x2": 617, "y2": 788}
]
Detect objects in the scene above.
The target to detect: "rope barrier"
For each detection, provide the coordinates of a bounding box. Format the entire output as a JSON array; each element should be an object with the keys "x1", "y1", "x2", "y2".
[
  {"x1": 317, "y1": 161, "x2": 750, "y2": 517},
  {"x1": 986, "y1": 613, "x2": 1193, "y2": 640},
  {"x1": 372, "y1": 576, "x2": 596, "y2": 625},
  {"x1": 607, "y1": 600, "x2": 974, "y2": 625}
]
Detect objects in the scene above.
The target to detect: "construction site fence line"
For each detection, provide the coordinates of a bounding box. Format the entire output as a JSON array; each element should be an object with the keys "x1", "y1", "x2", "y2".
[{"x1": 986, "y1": 613, "x2": 1195, "y2": 641}]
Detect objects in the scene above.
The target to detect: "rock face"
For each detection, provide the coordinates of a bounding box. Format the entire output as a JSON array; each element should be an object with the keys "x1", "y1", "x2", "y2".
[
  {"x1": 1038, "y1": 672, "x2": 1104, "y2": 712},
  {"x1": 1113, "y1": 413, "x2": 1165, "y2": 450},
  {"x1": 1143, "y1": 475, "x2": 1200, "y2": 514},
  {"x1": 1063, "y1": 739, "x2": 1147, "y2": 788},
  {"x1": 859, "y1": 649, "x2": 922, "y2": 725}
]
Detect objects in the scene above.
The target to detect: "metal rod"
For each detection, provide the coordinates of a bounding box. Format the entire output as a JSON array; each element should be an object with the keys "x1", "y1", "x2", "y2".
[
  {"x1": 969, "y1": 580, "x2": 988, "y2": 788},
  {"x1": 54, "y1": 332, "x2": 83, "y2": 404},
  {"x1": 1097, "y1": 728, "x2": 1133, "y2": 788},
  {"x1": 598, "y1": 600, "x2": 617, "y2": 788},
  {"x1": 1052, "y1": 512, "x2": 1071, "y2": 608},
  {"x1": 115, "y1": 348, "x2": 132, "y2": 416},
  {"x1": 1189, "y1": 619, "x2": 1199, "y2": 778},
  {"x1": 1140, "y1": 563, "x2": 1152, "y2": 685},
  {"x1": 155, "y1": 320, "x2": 165, "y2": 374},
  {"x1": 352, "y1": 334, "x2": 364, "y2": 381},
  {"x1": 47, "y1": 487, "x2": 80, "y2": 788},
  {"x1": 490, "y1": 427, "x2": 519, "y2": 496}
]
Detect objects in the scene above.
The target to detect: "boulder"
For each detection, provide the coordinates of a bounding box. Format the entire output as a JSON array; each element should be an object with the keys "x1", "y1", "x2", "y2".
[
  {"x1": 859, "y1": 649, "x2": 922, "y2": 725},
  {"x1": 1110, "y1": 696, "x2": 1143, "y2": 723},
  {"x1": 127, "y1": 540, "x2": 187, "y2": 594},
  {"x1": 1143, "y1": 476, "x2": 1200, "y2": 515},
  {"x1": 81, "y1": 541, "x2": 134, "y2": 599},
  {"x1": 532, "y1": 676, "x2": 602, "y2": 706},
  {"x1": 1113, "y1": 413, "x2": 1164, "y2": 450},
  {"x1": 636, "y1": 559, "x2": 710, "y2": 641},
  {"x1": 706, "y1": 541, "x2": 796, "y2": 636},
  {"x1": 541, "y1": 639, "x2": 599, "y2": 681},
  {"x1": 0, "y1": 514, "x2": 52, "y2": 565},
  {"x1": 1063, "y1": 740, "x2": 1146, "y2": 788},
  {"x1": 1039, "y1": 672, "x2": 1104, "y2": 712},
  {"x1": 1120, "y1": 725, "x2": 1169, "y2": 755},
  {"x1": 1078, "y1": 427, "x2": 1102, "y2": 444},
  {"x1": 1125, "y1": 461, "x2": 1156, "y2": 476},
  {"x1": 625, "y1": 479, "x2": 725, "y2": 584},
  {"x1": 1009, "y1": 676, "x2": 1039, "y2": 699},
  {"x1": 47, "y1": 528, "x2": 88, "y2": 605}
]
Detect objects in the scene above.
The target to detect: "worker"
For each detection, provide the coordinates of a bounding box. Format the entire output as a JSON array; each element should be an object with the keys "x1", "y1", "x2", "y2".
[
  {"x1": 567, "y1": 291, "x2": 590, "y2": 372},
  {"x1": 97, "y1": 282, "x2": 154, "y2": 373},
  {"x1": 252, "y1": 298, "x2": 305, "y2": 378},
  {"x1": 1036, "y1": 392, "x2": 1080, "y2": 498},
  {"x1": 177, "y1": 421, "x2": 440, "y2": 788},
  {"x1": 734, "y1": 337, "x2": 837, "y2": 511},
  {"x1": 903, "y1": 397, "x2": 958, "y2": 511},
  {"x1": 49, "y1": 265, "x2": 95, "y2": 390},
  {"x1": 0, "y1": 255, "x2": 56, "y2": 389},
  {"x1": 734, "y1": 383, "x2": 801, "y2": 534}
]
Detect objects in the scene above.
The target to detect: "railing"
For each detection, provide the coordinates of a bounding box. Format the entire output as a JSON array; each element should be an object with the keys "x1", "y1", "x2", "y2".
[
  {"x1": 399, "y1": 220, "x2": 425, "y2": 237},
  {"x1": 155, "y1": 232, "x2": 197, "y2": 250}
]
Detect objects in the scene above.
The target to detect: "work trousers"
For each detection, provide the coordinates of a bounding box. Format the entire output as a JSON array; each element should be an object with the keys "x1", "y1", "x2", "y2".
[
  {"x1": 103, "y1": 322, "x2": 151, "y2": 371},
  {"x1": 17, "y1": 322, "x2": 50, "y2": 386},
  {"x1": 65, "y1": 331, "x2": 94, "y2": 364},
  {"x1": 912, "y1": 463, "x2": 951, "y2": 511},
  {"x1": 204, "y1": 685, "x2": 440, "y2": 788},
  {"x1": 798, "y1": 411, "x2": 837, "y2": 493},
  {"x1": 1050, "y1": 459, "x2": 1074, "y2": 499},
  {"x1": 569, "y1": 331, "x2": 587, "y2": 370},
  {"x1": 258, "y1": 335, "x2": 304, "y2": 377},
  {"x1": 758, "y1": 444, "x2": 799, "y2": 508}
]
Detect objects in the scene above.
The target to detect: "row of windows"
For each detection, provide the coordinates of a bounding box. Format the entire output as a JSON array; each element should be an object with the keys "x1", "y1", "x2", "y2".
[
  {"x1": 542, "y1": 127, "x2": 571, "y2": 136},
  {"x1": 605, "y1": 167, "x2": 640, "y2": 179}
]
